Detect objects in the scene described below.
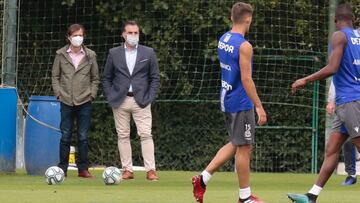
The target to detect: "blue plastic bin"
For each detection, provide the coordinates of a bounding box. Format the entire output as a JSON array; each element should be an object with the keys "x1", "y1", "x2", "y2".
[
  {"x1": 24, "y1": 96, "x2": 61, "y2": 175},
  {"x1": 0, "y1": 88, "x2": 17, "y2": 172}
]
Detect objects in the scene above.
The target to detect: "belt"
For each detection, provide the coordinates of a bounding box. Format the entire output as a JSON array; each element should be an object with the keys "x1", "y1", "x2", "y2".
[{"x1": 127, "y1": 92, "x2": 134, "y2": 97}]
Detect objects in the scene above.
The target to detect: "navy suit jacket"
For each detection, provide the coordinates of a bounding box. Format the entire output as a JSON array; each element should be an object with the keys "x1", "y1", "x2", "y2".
[{"x1": 102, "y1": 45, "x2": 160, "y2": 108}]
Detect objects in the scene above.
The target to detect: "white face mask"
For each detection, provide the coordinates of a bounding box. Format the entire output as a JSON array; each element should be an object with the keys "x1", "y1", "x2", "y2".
[
  {"x1": 69, "y1": 36, "x2": 83, "y2": 47},
  {"x1": 126, "y1": 34, "x2": 139, "y2": 46}
]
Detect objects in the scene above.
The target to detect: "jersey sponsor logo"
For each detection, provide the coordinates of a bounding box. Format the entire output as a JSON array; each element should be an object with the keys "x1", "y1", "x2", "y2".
[
  {"x1": 220, "y1": 62, "x2": 231, "y2": 71},
  {"x1": 350, "y1": 37, "x2": 360, "y2": 45},
  {"x1": 218, "y1": 41, "x2": 234, "y2": 53},
  {"x1": 244, "y1": 124, "x2": 252, "y2": 140},
  {"x1": 353, "y1": 59, "x2": 360, "y2": 65},
  {"x1": 221, "y1": 80, "x2": 233, "y2": 91}
]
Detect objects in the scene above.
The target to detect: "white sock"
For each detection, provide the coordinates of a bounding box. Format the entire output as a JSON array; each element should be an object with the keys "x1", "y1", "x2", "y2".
[
  {"x1": 351, "y1": 174, "x2": 356, "y2": 178},
  {"x1": 201, "y1": 170, "x2": 212, "y2": 185},
  {"x1": 239, "y1": 187, "x2": 251, "y2": 200},
  {"x1": 308, "y1": 184, "x2": 322, "y2": 196}
]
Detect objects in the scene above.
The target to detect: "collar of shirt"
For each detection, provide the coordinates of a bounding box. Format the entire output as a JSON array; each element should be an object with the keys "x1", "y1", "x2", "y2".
[
  {"x1": 66, "y1": 47, "x2": 85, "y2": 70},
  {"x1": 124, "y1": 44, "x2": 138, "y2": 53},
  {"x1": 66, "y1": 46, "x2": 85, "y2": 54}
]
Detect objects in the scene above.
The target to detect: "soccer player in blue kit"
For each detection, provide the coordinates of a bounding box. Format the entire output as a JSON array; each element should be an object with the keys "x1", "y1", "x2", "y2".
[
  {"x1": 192, "y1": 2, "x2": 267, "y2": 203},
  {"x1": 289, "y1": 3, "x2": 360, "y2": 203}
]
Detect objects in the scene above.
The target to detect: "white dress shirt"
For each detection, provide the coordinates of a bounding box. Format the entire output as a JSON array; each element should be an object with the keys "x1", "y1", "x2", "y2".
[{"x1": 124, "y1": 44, "x2": 138, "y2": 92}]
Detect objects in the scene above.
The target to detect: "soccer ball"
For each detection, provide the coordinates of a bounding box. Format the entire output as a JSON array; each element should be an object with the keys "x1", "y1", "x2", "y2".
[
  {"x1": 102, "y1": 166, "x2": 122, "y2": 185},
  {"x1": 44, "y1": 166, "x2": 65, "y2": 185}
]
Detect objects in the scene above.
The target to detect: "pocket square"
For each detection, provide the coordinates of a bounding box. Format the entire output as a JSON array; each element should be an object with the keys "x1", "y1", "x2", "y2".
[{"x1": 139, "y1": 59, "x2": 149, "y2": 63}]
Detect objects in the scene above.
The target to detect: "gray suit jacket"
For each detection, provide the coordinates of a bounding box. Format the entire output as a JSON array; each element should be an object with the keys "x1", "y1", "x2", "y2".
[{"x1": 102, "y1": 45, "x2": 160, "y2": 108}]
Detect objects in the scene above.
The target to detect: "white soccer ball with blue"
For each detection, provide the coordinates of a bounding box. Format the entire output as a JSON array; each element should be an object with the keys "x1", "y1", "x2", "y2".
[
  {"x1": 44, "y1": 166, "x2": 65, "y2": 185},
  {"x1": 102, "y1": 166, "x2": 122, "y2": 185}
]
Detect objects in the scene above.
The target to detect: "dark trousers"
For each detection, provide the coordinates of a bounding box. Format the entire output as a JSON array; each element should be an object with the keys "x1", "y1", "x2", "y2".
[
  {"x1": 58, "y1": 102, "x2": 92, "y2": 172},
  {"x1": 343, "y1": 139, "x2": 357, "y2": 176}
]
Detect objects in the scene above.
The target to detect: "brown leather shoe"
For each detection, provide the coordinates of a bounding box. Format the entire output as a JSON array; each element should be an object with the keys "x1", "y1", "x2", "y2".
[
  {"x1": 122, "y1": 170, "x2": 134, "y2": 180},
  {"x1": 146, "y1": 170, "x2": 159, "y2": 181},
  {"x1": 78, "y1": 170, "x2": 95, "y2": 178}
]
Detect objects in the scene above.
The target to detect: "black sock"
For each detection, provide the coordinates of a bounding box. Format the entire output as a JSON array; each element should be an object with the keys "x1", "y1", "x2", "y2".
[
  {"x1": 306, "y1": 193, "x2": 318, "y2": 201},
  {"x1": 200, "y1": 175, "x2": 206, "y2": 188}
]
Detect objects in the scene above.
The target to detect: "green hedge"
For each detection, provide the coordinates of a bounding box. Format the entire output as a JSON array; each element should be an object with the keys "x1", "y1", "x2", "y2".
[{"x1": 86, "y1": 102, "x2": 324, "y2": 172}]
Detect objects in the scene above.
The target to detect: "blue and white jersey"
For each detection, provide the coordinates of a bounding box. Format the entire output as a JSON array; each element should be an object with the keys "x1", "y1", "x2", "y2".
[
  {"x1": 333, "y1": 28, "x2": 360, "y2": 105},
  {"x1": 218, "y1": 32, "x2": 254, "y2": 112}
]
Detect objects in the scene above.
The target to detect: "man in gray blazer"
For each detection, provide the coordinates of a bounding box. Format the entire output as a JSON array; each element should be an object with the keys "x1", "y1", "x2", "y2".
[{"x1": 102, "y1": 20, "x2": 160, "y2": 181}]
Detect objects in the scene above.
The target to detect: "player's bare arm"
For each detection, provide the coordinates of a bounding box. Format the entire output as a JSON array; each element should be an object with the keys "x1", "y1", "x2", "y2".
[
  {"x1": 239, "y1": 41, "x2": 267, "y2": 125},
  {"x1": 291, "y1": 31, "x2": 347, "y2": 94}
]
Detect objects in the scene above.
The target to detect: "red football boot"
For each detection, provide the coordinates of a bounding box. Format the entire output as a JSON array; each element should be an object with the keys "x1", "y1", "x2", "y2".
[{"x1": 192, "y1": 175, "x2": 206, "y2": 203}]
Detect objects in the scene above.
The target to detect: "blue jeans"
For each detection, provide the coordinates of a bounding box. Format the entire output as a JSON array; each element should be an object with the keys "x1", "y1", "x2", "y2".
[{"x1": 58, "y1": 102, "x2": 92, "y2": 172}]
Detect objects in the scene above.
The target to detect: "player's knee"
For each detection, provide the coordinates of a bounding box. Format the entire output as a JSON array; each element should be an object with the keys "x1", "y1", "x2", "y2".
[{"x1": 324, "y1": 146, "x2": 339, "y2": 157}]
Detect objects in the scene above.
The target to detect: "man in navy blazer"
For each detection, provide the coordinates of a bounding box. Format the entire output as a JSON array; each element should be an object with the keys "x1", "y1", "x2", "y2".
[{"x1": 102, "y1": 20, "x2": 160, "y2": 181}]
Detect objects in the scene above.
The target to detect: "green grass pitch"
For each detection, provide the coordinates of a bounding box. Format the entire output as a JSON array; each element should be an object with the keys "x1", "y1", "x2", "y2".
[{"x1": 0, "y1": 170, "x2": 359, "y2": 203}]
